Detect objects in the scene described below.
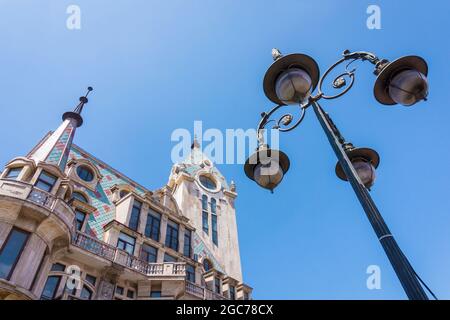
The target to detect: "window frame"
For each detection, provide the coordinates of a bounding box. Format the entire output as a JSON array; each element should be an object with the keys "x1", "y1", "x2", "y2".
[
  {"x1": 76, "y1": 166, "x2": 94, "y2": 182},
  {"x1": 144, "y1": 210, "x2": 161, "y2": 242},
  {"x1": 75, "y1": 209, "x2": 87, "y2": 232},
  {"x1": 215, "y1": 277, "x2": 221, "y2": 294},
  {"x1": 186, "y1": 264, "x2": 196, "y2": 283},
  {"x1": 117, "y1": 232, "x2": 136, "y2": 256},
  {"x1": 0, "y1": 227, "x2": 30, "y2": 280},
  {"x1": 5, "y1": 167, "x2": 23, "y2": 180},
  {"x1": 183, "y1": 229, "x2": 192, "y2": 257},
  {"x1": 34, "y1": 171, "x2": 57, "y2": 193},
  {"x1": 128, "y1": 199, "x2": 142, "y2": 231},
  {"x1": 80, "y1": 285, "x2": 93, "y2": 300},
  {"x1": 165, "y1": 219, "x2": 179, "y2": 251},
  {"x1": 40, "y1": 275, "x2": 62, "y2": 300},
  {"x1": 140, "y1": 243, "x2": 158, "y2": 263}
]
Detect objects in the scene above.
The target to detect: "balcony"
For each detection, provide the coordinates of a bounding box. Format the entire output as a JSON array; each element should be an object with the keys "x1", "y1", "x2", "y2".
[
  {"x1": 185, "y1": 281, "x2": 229, "y2": 300},
  {"x1": 72, "y1": 231, "x2": 186, "y2": 277},
  {"x1": 0, "y1": 179, "x2": 75, "y2": 231}
]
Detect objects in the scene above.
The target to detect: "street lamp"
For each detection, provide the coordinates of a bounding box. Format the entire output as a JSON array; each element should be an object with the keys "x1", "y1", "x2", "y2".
[{"x1": 244, "y1": 49, "x2": 431, "y2": 300}]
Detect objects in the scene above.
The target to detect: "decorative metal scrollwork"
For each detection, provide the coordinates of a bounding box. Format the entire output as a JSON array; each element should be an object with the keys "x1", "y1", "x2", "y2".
[
  {"x1": 256, "y1": 50, "x2": 381, "y2": 139},
  {"x1": 257, "y1": 103, "x2": 307, "y2": 138}
]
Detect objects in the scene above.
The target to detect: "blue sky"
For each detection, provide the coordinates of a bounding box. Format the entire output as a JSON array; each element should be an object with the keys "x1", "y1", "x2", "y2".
[{"x1": 1, "y1": 0, "x2": 449, "y2": 299}]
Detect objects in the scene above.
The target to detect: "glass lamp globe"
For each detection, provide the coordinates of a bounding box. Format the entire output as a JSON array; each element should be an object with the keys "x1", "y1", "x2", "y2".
[
  {"x1": 388, "y1": 69, "x2": 429, "y2": 106},
  {"x1": 352, "y1": 158, "x2": 376, "y2": 188},
  {"x1": 275, "y1": 68, "x2": 312, "y2": 105},
  {"x1": 253, "y1": 159, "x2": 284, "y2": 192}
]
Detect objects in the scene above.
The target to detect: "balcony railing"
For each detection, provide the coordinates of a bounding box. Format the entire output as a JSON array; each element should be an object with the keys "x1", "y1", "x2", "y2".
[
  {"x1": 185, "y1": 282, "x2": 229, "y2": 300},
  {"x1": 72, "y1": 231, "x2": 116, "y2": 261},
  {"x1": 72, "y1": 231, "x2": 186, "y2": 277},
  {"x1": 0, "y1": 179, "x2": 75, "y2": 231},
  {"x1": 27, "y1": 188, "x2": 55, "y2": 209}
]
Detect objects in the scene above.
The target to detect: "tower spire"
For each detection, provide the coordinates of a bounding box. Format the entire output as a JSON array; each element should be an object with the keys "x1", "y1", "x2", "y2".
[
  {"x1": 62, "y1": 86, "x2": 93, "y2": 128},
  {"x1": 191, "y1": 134, "x2": 200, "y2": 149},
  {"x1": 28, "y1": 87, "x2": 93, "y2": 171}
]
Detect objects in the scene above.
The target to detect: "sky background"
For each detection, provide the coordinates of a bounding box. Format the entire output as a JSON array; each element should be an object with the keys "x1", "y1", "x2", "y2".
[{"x1": 0, "y1": 0, "x2": 449, "y2": 299}]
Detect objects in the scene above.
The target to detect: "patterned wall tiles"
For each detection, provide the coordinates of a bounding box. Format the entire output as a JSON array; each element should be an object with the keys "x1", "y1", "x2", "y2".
[{"x1": 69, "y1": 146, "x2": 146, "y2": 240}]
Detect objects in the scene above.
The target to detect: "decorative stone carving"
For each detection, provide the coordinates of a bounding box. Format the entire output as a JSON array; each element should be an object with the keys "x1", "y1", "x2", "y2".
[{"x1": 97, "y1": 280, "x2": 115, "y2": 300}]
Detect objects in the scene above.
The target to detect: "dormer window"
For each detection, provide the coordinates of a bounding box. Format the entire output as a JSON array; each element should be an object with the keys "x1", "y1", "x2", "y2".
[
  {"x1": 35, "y1": 171, "x2": 57, "y2": 192},
  {"x1": 119, "y1": 190, "x2": 130, "y2": 199},
  {"x1": 5, "y1": 167, "x2": 23, "y2": 180},
  {"x1": 77, "y1": 166, "x2": 94, "y2": 182}
]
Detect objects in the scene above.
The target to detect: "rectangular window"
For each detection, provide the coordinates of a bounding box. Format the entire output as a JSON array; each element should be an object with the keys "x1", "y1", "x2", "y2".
[
  {"x1": 50, "y1": 263, "x2": 66, "y2": 272},
  {"x1": 5, "y1": 167, "x2": 22, "y2": 180},
  {"x1": 202, "y1": 195, "x2": 209, "y2": 234},
  {"x1": 165, "y1": 220, "x2": 179, "y2": 251},
  {"x1": 244, "y1": 292, "x2": 250, "y2": 300},
  {"x1": 144, "y1": 210, "x2": 161, "y2": 241},
  {"x1": 85, "y1": 274, "x2": 96, "y2": 286},
  {"x1": 186, "y1": 264, "x2": 195, "y2": 283},
  {"x1": 202, "y1": 211, "x2": 209, "y2": 234},
  {"x1": 0, "y1": 228, "x2": 29, "y2": 280},
  {"x1": 229, "y1": 285, "x2": 236, "y2": 300},
  {"x1": 150, "y1": 291, "x2": 161, "y2": 298},
  {"x1": 129, "y1": 200, "x2": 142, "y2": 231},
  {"x1": 212, "y1": 214, "x2": 218, "y2": 246},
  {"x1": 34, "y1": 171, "x2": 57, "y2": 193},
  {"x1": 215, "y1": 277, "x2": 221, "y2": 294},
  {"x1": 40, "y1": 276, "x2": 61, "y2": 300},
  {"x1": 140, "y1": 243, "x2": 158, "y2": 263},
  {"x1": 183, "y1": 229, "x2": 192, "y2": 257},
  {"x1": 80, "y1": 285, "x2": 92, "y2": 300},
  {"x1": 75, "y1": 210, "x2": 86, "y2": 232},
  {"x1": 115, "y1": 286, "x2": 124, "y2": 295},
  {"x1": 163, "y1": 253, "x2": 177, "y2": 263},
  {"x1": 117, "y1": 232, "x2": 136, "y2": 255},
  {"x1": 126, "y1": 289, "x2": 135, "y2": 299}
]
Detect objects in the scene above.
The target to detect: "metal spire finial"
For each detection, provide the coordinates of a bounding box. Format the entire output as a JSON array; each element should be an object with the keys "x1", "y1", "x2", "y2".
[
  {"x1": 73, "y1": 86, "x2": 93, "y2": 114},
  {"x1": 62, "y1": 86, "x2": 93, "y2": 128}
]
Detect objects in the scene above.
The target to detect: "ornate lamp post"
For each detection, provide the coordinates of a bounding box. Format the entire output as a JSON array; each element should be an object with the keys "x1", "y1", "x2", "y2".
[{"x1": 244, "y1": 49, "x2": 430, "y2": 300}]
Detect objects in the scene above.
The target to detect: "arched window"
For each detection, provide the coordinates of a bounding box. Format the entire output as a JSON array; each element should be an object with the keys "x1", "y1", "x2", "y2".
[
  {"x1": 76, "y1": 166, "x2": 94, "y2": 182},
  {"x1": 202, "y1": 195, "x2": 209, "y2": 234},
  {"x1": 203, "y1": 258, "x2": 213, "y2": 272},
  {"x1": 211, "y1": 198, "x2": 218, "y2": 246},
  {"x1": 119, "y1": 190, "x2": 130, "y2": 199},
  {"x1": 72, "y1": 192, "x2": 88, "y2": 203},
  {"x1": 199, "y1": 175, "x2": 216, "y2": 190}
]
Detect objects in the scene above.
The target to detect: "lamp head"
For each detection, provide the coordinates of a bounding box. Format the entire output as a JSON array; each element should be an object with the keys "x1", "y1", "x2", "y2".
[
  {"x1": 374, "y1": 56, "x2": 428, "y2": 106},
  {"x1": 335, "y1": 145, "x2": 380, "y2": 188},
  {"x1": 263, "y1": 49, "x2": 320, "y2": 105},
  {"x1": 244, "y1": 145, "x2": 290, "y2": 192}
]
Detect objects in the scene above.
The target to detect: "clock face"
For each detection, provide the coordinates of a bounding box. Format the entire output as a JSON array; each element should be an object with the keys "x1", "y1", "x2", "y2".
[{"x1": 199, "y1": 175, "x2": 217, "y2": 190}]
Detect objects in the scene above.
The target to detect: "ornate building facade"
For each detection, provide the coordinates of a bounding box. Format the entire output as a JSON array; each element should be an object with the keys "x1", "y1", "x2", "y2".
[{"x1": 0, "y1": 90, "x2": 252, "y2": 300}]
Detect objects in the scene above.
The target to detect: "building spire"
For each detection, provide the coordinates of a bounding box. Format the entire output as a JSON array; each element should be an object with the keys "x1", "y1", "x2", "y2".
[
  {"x1": 28, "y1": 87, "x2": 93, "y2": 172},
  {"x1": 62, "y1": 86, "x2": 93, "y2": 128},
  {"x1": 191, "y1": 134, "x2": 200, "y2": 149}
]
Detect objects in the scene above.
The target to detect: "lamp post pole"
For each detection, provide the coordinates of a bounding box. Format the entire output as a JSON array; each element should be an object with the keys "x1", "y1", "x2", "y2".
[
  {"x1": 311, "y1": 101, "x2": 428, "y2": 300},
  {"x1": 244, "y1": 49, "x2": 432, "y2": 300}
]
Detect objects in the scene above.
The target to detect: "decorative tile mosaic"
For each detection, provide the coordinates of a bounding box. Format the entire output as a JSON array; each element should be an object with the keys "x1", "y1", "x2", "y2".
[
  {"x1": 69, "y1": 146, "x2": 146, "y2": 239},
  {"x1": 46, "y1": 119, "x2": 76, "y2": 171},
  {"x1": 193, "y1": 232, "x2": 225, "y2": 273}
]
